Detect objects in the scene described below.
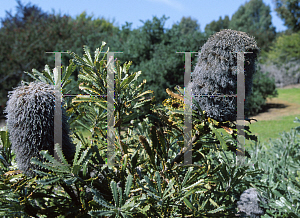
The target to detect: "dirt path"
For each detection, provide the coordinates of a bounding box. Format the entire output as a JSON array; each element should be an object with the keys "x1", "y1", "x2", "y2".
[
  {"x1": 248, "y1": 84, "x2": 300, "y2": 121},
  {"x1": 248, "y1": 97, "x2": 300, "y2": 121},
  {"x1": 278, "y1": 83, "x2": 300, "y2": 89}
]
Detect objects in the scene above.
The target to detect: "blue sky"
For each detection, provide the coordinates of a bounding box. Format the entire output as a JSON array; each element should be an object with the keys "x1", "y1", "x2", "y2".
[{"x1": 0, "y1": 0, "x2": 287, "y2": 33}]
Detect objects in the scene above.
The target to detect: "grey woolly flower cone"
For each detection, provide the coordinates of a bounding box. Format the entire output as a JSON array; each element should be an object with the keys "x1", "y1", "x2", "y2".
[
  {"x1": 188, "y1": 29, "x2": 260, "y2": 122},
  {"x1": 237, "y1": 188, "x2": 267, "y2": 217},
  {"x1": 5, "y1": 81, "x2": 76, "y2": 177}
]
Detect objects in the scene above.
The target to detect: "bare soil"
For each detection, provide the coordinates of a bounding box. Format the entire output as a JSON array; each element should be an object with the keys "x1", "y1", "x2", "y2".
[
  {"x1": 248, "y1": 98, "x2": 300, "y2": 121},
  {"x1": 248, "y1": 84, "x2": 300, "y2": 121},
  {"x1": 278, "y1": 83, "x2": 300, "y2": 89}
]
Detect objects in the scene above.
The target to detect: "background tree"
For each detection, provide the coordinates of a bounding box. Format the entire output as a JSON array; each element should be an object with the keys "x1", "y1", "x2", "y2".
[
  {"x1": 176, "y1": 16, "x2": 201, "y2": 35},
  {"x1": 55, "y1": 11, "x2": 121, "y2": 78},
  {"x1": 0, "y1": 1, "x2": 119, "y2": 118},
  {"x1": 0, "y1": 0, "x2": 51, "y2": 117},
  {"x1": 0, "y1": 0, "x2": 280, "y2": 122},
  {"x1": 96, "y1": 15, "x2": 208, "y2": 122},
  {"x1": 204, "y1": 15, "x2": 230, "y2": 35},
  {"x1": 229, "y1": 0, "x2": 277, "y2": 56},
  {"x1": 96, "y1": 15, "x2": 208, "y2": 106},
  {"x1": 119, "y1": 16, "x2": 207, "y2": 103},
  {"x1": 227, "y1": 0, "x2": 280, "y2": 116},
  {"x1": 266, "y1": 31, "x2": 300, "y2": 65},
  {"x1": 256, "y1": 0, "x2": 300, "y2": 87},
  {"x1": 272, "y1": 0, "x2": 300, "y2": 33}
]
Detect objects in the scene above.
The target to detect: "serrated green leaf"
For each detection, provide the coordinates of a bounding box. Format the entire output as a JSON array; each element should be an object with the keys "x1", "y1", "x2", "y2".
[
  {"x1": 37, "y1": 177, "x2": 60, "y2": 185},
  {"x1": 111, "y1": 180, "x2": 118, "y2": 206},
  {"x1": 39, "y1": 150, "x2": 65, "y2": 168},
  {"x1": 83, "y1": 45, "x2": 93, "y2": 66},
  {"x1": 31, "y1": 158, "x2": 58, "y2": 172},
  {"x1": 77, "y1": 147, "x2": 91, "y2": 166},
  {"x1": 182, "y1": 179, "x2": 205, "y2": 191},
  {"x1": 120, "y1": 71, "x2": 141, "y2": 90},
  {"x1": 54, "y1": 143, "x2": 69, "y2": 165},
  {"x1": 183, "y1": 197, "x2": 194, "y2": 211},
  {"x1": 124, "y1": 174, "x2": 133, "y2": 198},
  {"x1": 88, "y1": 210, "x2": 114, "y2": 216},
  {"x1": 209, "y1": 123, "x2": 228, "y2": 150},
  {"x1": 182, "y1": 167, "x2": 193, "y2": 187},
  {"x1": 162, "y1": 179, "x2": 175, "y2": 200},
  {"x1": 207, "y1": 205, "x2": 226, "y2": 213},
  {"x1": 72, "y1": 143, "x2": 82, "y2": 166},
  {"x1": 139, "y1": 136, "x2": 156, "y2": 170},
  {"x1": 155, "y1": 171, "x2": 162, "y2": 196}
]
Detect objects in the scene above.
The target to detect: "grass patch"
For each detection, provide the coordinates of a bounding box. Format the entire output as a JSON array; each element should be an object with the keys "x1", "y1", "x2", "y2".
[
  {"x1": 244, "y1": 114, "x2": 300, "y2": 149},
  {"x1": 275, "y1": 87, "x2": 300, "y2": 104},
  {"x1": 243, "y1": 87, "x2": 300, "y2": 149}
]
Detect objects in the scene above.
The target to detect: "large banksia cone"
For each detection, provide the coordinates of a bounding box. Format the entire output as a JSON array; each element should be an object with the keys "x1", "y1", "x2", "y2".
[
  {"x1": 5, "y1": 81, "x2": 75, "y2": 177},
  {"x1": 187, "y1": 29, "x2": 260, "y2": 122}
]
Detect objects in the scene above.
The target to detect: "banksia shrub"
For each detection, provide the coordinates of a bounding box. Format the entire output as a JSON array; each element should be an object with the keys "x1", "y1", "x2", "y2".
[
  {"x1": 187, "y1": 29, "x2": 260, "y2": 122},
  {"x1": 4, "y1": 81, "x2": 75, "y2": 177}
]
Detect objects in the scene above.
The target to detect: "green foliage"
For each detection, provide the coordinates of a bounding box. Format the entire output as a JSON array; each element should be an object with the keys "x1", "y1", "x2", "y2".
[
  {"x1": 23, "y1": 59, "x2": 76, "y2": 90},
  {"x1": 229, "y1": 0, "x2": 277, "y2": 53},
  {"x1": 175, "y1": 16, "x2": 201, "y2": 35},
  {"x1": 0, "y1": 43, "x2": 263, "y2": 217},
  {"x1": 204, "y1": 15, "x2": 230, "y2": 35},
  {"x1": 0, "y1": 126, "x2": 13, "y2": 173},
  {"x1": 98, "y1": 15, "x2": 208, "y2": 111},
  {"x1": 1, "y1": 10, "x2": 207, "y2": 121},
  {"x1": 245, "y1": 117, "x2": 300, "y2": 217},
  {"x1": 67, "y1": 42, "x2": 154, "y2": 147},
  {"x1": 266, "y1": 31, "x2": 300, "y2": 66},
  {"x1": 273, "y1": 0, "x2": 300, "y2": 33},
  {"x1": 1, "y1": 41, "x2": 299, "y2": 217},
  {"x1": 0, "y1": 1, "x2": 119, "y2": 118},
  {"x1": 88, "y1": 174, "x2": 142, "y2": 217},
  {"x1": 245, "y1": 66, "x2": 279, "y2": 117}
]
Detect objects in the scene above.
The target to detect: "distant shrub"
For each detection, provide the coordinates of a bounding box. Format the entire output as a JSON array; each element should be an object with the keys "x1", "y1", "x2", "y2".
[
  {"x1": 245, "y1": 66, "x2": 278, "y2": 117},
  {"x1": 257, "y1": 58, "x2": 300, "y2": 88}
]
